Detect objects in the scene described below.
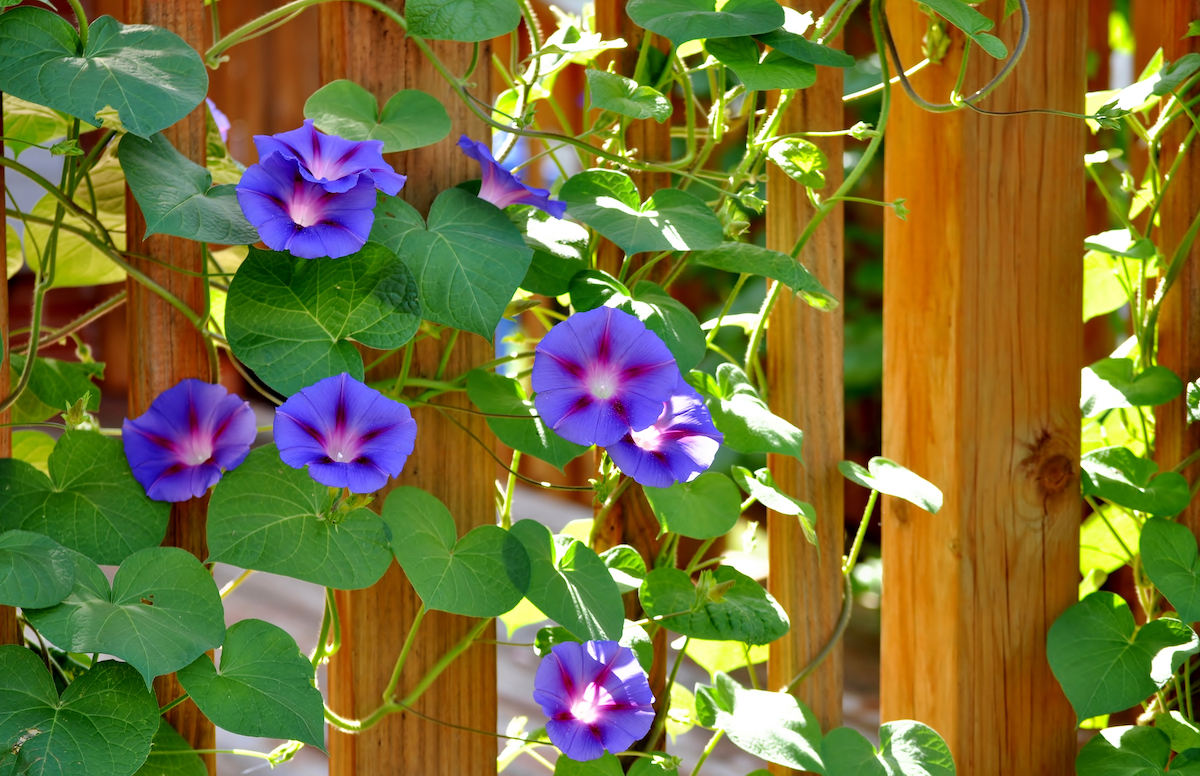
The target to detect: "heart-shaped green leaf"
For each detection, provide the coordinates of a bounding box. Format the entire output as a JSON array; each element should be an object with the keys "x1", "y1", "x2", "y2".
[
  {"x1": 8, "y1": 355, "x2": 103, "y2": 424},
  {"x1": 118, "y1": 132, "x2": 259, "y2": 245},
  {"x1": 687, "y1": 364, "x2": 804, "y2": 460},
  {"x1": 822, "y1": 722, "x2": 956, "y2": 776},
  {"x1": 178, "y1": 618, "x2": 325, "y2": 749},
  {"x1": 0, "y1": 530, "x2": 74, "y2": 609},
  {"x1": 1155, "y1": 710, "x2": 1200, "y2": 757},
  {"x1": 25, "y1": 547, "x2": 226, "y2": 687},
  {"x1": 690, "y1": 241, "x2": 837, "y2": 310},
  {"x1": 1085, "y1": 228, "x2": 1157, "y2": 261},
  {"x1": 0, "y1": 10, "x2": 208, "y2": 138},
  {"x1": 1141, "y1": 517, "x2": 1200, "y2": 622},
  {"x1": 134, "y1": 719, "x2": 207, "y2": 776},
  {"x1": 382, "y1": 487, "x2": 531, "y2": 617},
  {"x1": 600, "y1": 545, "x2": 646, "y2": 594},
  {"x1": 706, "y1": 37, "x2": 816, "y2": 91},
  {"x1": 1081, "y1": 446, "x2": 1191, "y2": 517},
  {"x1": 555, "y1": 752, "x2": 624, "y2": 776},
  {"x1": 838, "y1": 457, "x2": 943, "y2": 514},
  {"x1": 0, "y1": 430, "x2": 170, "y2": 565},
  {"x1": 511, "y1": 205, "x2": 590, "y2": 297},
  {"x1": 755, "y1": 12, "x2": 854, "y2": 69},
  {"x1": 586, "y1": 69, "x2": 672, "y2": 122},
  {"x1": 640, "y1": 566, "x2": 789, "y2": 644},
  {"x1": 1074, "y1": 725, "x2": 1170, "y2": 776},
  {"x1": 559, "y1": 170, "x2": 724, "y2": 256},
  {"x1": 766, "y1": 136, "x2": 829, "y2": 189},
  {"x1": 304, "y1": 80, "x2": 452, "y2": 153},
  {"x1": 920, "y1": 0, "x2": 1007, "y2": 59},
  {"x1": 0, "y1": 646, "x2": 159, "y2": 776},
  {"x1": 644, "y1": 472, "x2": 741, "y2": 539},
  {"x1": 371, "y1": 188, "x2": 532, "y2": 339},
  {"x1": 207, "y1": 445, "x2": 394, "y2": 589},
  {"x1": 510, "y1": 519, "x2": 625, "y2": 640},
  {"x1": 731, "y1": 465, "x2": 816, "y2": 547},
  {"x1": 466, "y1": 370, "x2": 589, "y2": 472},
  {"x1": 225, "y1": 243, "x2": 421, "y2": 396},
  {"x1": 626, "y1": 0, "x2": 784, "y2": 46},
  {"x1": 12, "y1": 430, "x2": 55, "y2": 476},
  {"x1": 1047, "y1": 591, "x2": 1199, "y2": 722},
  {"x1": 695, "y1": 672, "x2": 823, "y2": 771},
  {"x1": 1081, "y1": 358, "x2": 1183, "y2": 417},
  {"x1": 406, "y1": 0, "x2": 522, "y2": 41}
]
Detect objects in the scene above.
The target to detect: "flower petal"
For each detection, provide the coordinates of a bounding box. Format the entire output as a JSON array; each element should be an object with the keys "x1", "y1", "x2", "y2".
[
  {"x1": 255, "y1": 120, "x2": 406, "y2": 195},
  {"x1": 458, "y1": 135, "x2": 566, "y2": 218}
]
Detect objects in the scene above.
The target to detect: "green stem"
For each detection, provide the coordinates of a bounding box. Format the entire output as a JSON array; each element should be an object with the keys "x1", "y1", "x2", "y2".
[
  {"x1": 398, "y1": 617, "x2": 490, "y2": 706},
  {"x1": 382, "y1": 604, "x2": 427, "y2": 703},
  {"x1": 692, "y1": 730, "x2": 724, "y2": 776},
  {"x1": 783, "y1": 572, "x2": 854, "y2": 692},
  {"x1": 159, "y1": 693, "x2": 189, "y2": 715},
  {"x1": 843, "y1": 489, "x2": 878, "y2": 575},
  {"x1": 645, "y1": 636, "x2": 689, "y2": 749},
  {"x1": 65, "y1": 0, "x2": 89, "y2": 49},
  {"x1": 501, "y1": 450, "x2": 521, "y2": 529}
]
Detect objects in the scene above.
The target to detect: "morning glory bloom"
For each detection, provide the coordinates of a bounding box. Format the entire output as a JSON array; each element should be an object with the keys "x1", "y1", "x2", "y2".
[
  {"x1": 532, "y1": 307, "x2": 678, "y2": 447},
  {"x1": 607, "y1": 381, "x2": 723, "y2": 489},
  {"x1": 205, "y1": 98, "x2": 230, "y2": 143},
  {"x1": 457, "y1": 135, "x2": 567, "y2": 218},
  {"x1": 254, "y1": 120, "x2": 406, "y2": 195},
  {"x1": 273, "y1": 373, "x2": 417, "y2": 494},
  {"x1": 122, "y1": 379, "x2": 256, "y2": 502},
  {"x1": 533, "y1": 640, "x2": 655, "y2": 762},
  {"x1": 236, "y1": 152, "x2": 379, "y2": 259}
]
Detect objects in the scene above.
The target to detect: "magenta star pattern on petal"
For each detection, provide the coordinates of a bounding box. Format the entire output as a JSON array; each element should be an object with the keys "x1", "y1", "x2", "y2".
[
  {"x1": 458, "y1": 135, "x2": 567, "y2": 218},
  {"x1": 607, "y1": 380, "x2": 723, "y2": 488},
  {"x1": 532, "y1": 307, "x2": 679, "y2": 447},
  {"x1": 122, "y1": 379, "x2": 257, "y2": 503},
  {"x1": 273, "y1": 373, "x2": 417, "y2": 494},
  {"x1": 532, "y1": 640, "x2": 655, "y2": 762}
]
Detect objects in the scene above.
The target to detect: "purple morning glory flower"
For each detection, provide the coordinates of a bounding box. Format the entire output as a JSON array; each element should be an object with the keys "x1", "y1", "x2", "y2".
[
  {"x1": 206, "y1": 98, "x2": 231, "y2": 143},
  {"x1": 122, "y1": 379, "x2": 257, "y2": 503},
  {"x1": 607, "y1": 381, "x2": 723, "y2": 488},
  {"x1": 273, "y1": 373, "x2": 417, "y2": 494},
  {"x1": 533, "y1": 640, "x2": 655, "y2": 762},
  {"x1": 254, "y1": 120, "x2": 406, "y2": 195},
  {"x1": 236, "y1": 151, "x2": 378, "y2": 259},
  {"x1": 457, "y1": 135, "x2": 567, "y2": 218},
  {"x1": 532, "y1": 307, "x2": 679, "y2": 447}
]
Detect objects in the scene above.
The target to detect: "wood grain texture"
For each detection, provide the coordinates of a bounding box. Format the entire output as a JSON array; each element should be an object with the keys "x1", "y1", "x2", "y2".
[
  {"x1": 765, "y1": 0, "x2": 845, "y2": 738},
  {"x1": 120, "y1": 1, "x2": 214, "y2": 768},
  {"x1": 317, "y1": 5, "x2": 497, "y2": 775},
  {"x1": 1152, "y1": 3, "x2": 1200, "y2": 534},
  {"x1": 880, "y1": 2, "x2": 1083, "y2": 773},
  {"x1": 0, "y1": 97, "x2": 16, "y2": 647}
]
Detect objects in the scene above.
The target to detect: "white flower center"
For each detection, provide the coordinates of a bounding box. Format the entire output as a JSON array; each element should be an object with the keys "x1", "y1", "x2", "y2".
[{"x1": 586, "y1": 365, "x2": 620, "y2": 400}]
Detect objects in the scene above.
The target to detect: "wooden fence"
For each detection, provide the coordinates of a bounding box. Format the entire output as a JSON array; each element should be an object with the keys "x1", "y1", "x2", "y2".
[{"x1": 4, "y1": 0, "x2": 1190, "y2": 775}]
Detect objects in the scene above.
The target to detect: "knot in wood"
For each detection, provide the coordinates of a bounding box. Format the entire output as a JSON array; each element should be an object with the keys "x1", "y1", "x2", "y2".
[
  {"x1": 1036, "y1": 454, "x2": 1072, "y2": 496},
  {"x1": 1020, "y1": 429, "x2": 1077, "y2": 512}
]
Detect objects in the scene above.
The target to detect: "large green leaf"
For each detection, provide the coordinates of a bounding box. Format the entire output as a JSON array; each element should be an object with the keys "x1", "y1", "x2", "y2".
[
  {"x1": 25, "y1": 547, "x2": 226, "y2": 687},
  {"x1": 0, "y1": 10, "x2": 208, "y2": 138},
  {"x1": 406, "y1": 0, "x2": 522, "y2": 42},
  {"x1": 731, "y1": 465, "x2": 816, "y2": 547},
  {"x1": 0, "y1": 430, "x2": 170, "y2": 565},
  {"x1": 207, "y1": 445, "x2": 394, "y2": 589},
  {"x1": 555, "y1": 753, "x2": 624, "y2": 776},
  {"x1": 755, "y1": 10, "x2": 855, "y2": 69},
  {"x1": 687, "y1": 364, "x2": 803, "y2": 460},
  {"x1": 1155, "y1": 710, "x2": 1200, "y2": 758},
  {"x1": 1081, "y1": 446, "x2": 1192, "y2": 517},
  {"x1": 0, "y1": 530, "x2": 74, "y2": 609},
  {"x1": 1081, "y1": 358, "x2": 1183, "y2": 417},
  {"x1": 644, "y1": 472, "x2": 741, "y2": 539},
  {"x1": 510, "y1": 519, "x2": 625, "y2": 640},
  {"x1": 178, "y1": 618, "x2": 325, "y2": 749},
  {"x1": 1141, "y1": 517, "x2": 1200, "y2": 623},
  {"x1": 707, "y1": 37, "x2": 816, "y2": 91},
  {"x1": 640, "y1": 566, "x2": 789, "y2": 644},
  {"x1": 838, "y1": 457, "x2": 943, "y2": 514},
  {"x1": 569, "y1": 271, "x2": 707, "y2": 370},
  {"x1": 8, "y1": 355, "x2": 103, "y2": 424},
  {"x1": 304, "y1": 80, "x2": 451, "y2": 153},
  {"x1": 626, "y1": 0, "x2": 784, "y2": 46},
  {"x1": 822, "y1": 722, "x2": 956, "y2": 776},
  {"x1": 920, "y1": 0, "x2": 1007, "y2": 59},
  {"x1": 511, "y1": 205, "x2": 590, "y2": 297},
  {"x1": 690, "y1": 241, "x2": 837, "y2": 310},
  {"x1": 586, "y1": 69, "x2": 672, "y2": 122},
  {"x1": 1075, "y1": 724, "x2": 1170, "y2": 776},
  {"x1": 5, "y1": 223, "x2": 21, "y2": 279},
  {"x1": 118, "y1": 132, "x2": 258, "y2": 245},
  {"x1": 225, "y1": 243, "x2": 421, "y2": 396},
  {"x1": 695, "y1": 672, "x2": 822, "y2": 772},
  {"x1": 1047, "y1": 591, "x2": 1199, "y2": 722},
  {"x1": 0, "y1": 646, "x2": 159, "y2": 776},
  {"x1": 371, "y1": 188, "x2": 532, "y2": 339},
  {"x1": 11, "y1": 430, "x2": 55, "y2": 476},
  {"x1": 465, "y1": 369, "x2": 589, "y2": 472},
  {"x1": 559, "y1": 170, "x2": 724, "y2": 256},
  {"x1": 382, "y1": 486, "x2": 531, "y2": 617},
  {"x1": 766, "y1": 136, "x2": 828, "y2": 189},
  {"x1": 134, "y1": 719, "x2": 207, "y2": 776}
]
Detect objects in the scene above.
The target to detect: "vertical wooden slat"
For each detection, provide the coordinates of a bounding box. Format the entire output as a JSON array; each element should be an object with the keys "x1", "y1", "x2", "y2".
[
  {"x1": 317, "y1": 6, "x2": 497, "y2": 775},
  {"x1": 1152, "y1": 2, "x2": 1200, "y2": 533},
  {"x1": 0, "y1": 93, "x2": 19, "y2": 647},
  {"x1": 121, "y1": 0, "x2": 214, "y2": 769},
  {"x1": 880, "y1": 2, "x2": 1083, "y2": 774},
  {"x1": 765, "y1": 0, "x2": 845, "y2": 735}
]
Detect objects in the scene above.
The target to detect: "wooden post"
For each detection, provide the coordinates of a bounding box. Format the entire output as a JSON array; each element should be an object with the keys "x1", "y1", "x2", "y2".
[
  {"x1": 765, "y1": 0, "x2": 845, "y2": 735},
  {"x1": 120, "y1": 1, "x2": 214, "y2": 769},
  {"x1": 880, "y1": 2, "x2": 1083, "y2": 774},
  {"x1": 1152, "y1": 3, "x2": 1200, "y2": 533},
  {"x1": 0, "y1": 96, "x2": 18, "y2": 646},
  {"x1": 317, "y1": 7, "x2": 497, "y2": 775}
]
